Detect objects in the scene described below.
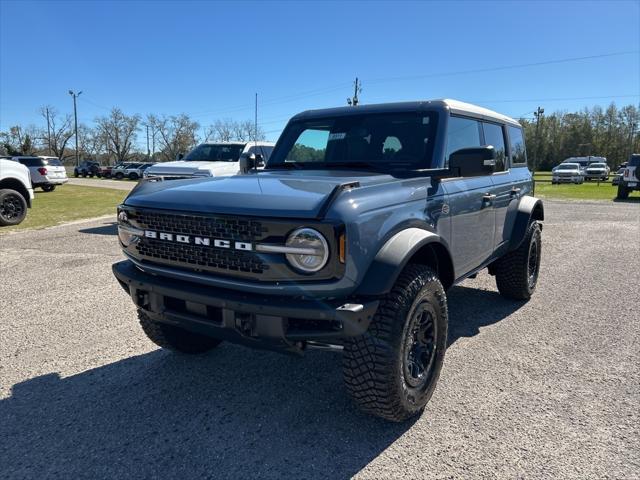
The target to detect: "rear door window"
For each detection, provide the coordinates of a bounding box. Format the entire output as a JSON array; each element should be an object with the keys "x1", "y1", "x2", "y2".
[
  {"x1": 446, "y1": 116, "x2": 482, "y2": 166},
  {"x1": 482, "y1": 122, "x2": 506, "y2": 171},
  {"x1": 507, "y1": 126, "x2": 527, "y2": 166},
  {"x1": 20, "y1": 157, "x2": 45, "y2": 167}
]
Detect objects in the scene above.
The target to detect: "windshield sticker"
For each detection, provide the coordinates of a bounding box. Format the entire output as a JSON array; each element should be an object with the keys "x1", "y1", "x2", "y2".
[{"x1": 328, "y1": 132, "x2": 346, "y2": 141}]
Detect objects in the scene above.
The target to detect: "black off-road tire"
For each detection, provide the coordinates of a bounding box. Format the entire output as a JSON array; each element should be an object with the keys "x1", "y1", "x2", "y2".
[
  {"x1": 616, "y1": 183, "x2": 629, "y2": 199},
  {"x1": 343, "y1": 265, "x2": 448, "y2": 422},
  {"x1": 0, "y1": 189, "x2": 28, "y2": 226},
  {"x1": 138, "y1": 310, "x2": 222, "y2": 354},
  {"x1": 41, "y1": 185, "x2": 56, "y2": 192},
  {"x1": 494, "y1": 221, "x2": 542, "y2": 300},
  {"x1": 73, "y1": 171, "x2": 79, "y2": 178}
]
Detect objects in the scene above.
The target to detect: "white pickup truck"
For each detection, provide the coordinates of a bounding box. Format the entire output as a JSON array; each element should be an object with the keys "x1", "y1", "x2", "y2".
[
  {"x1": 143, "y1": 141, "x2": 275, "y2": 180},
  {"x1": 0, "y1": 158, "x2": 34, "y2": 226}
]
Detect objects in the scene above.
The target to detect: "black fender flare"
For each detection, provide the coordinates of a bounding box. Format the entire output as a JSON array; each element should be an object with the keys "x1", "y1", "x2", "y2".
[
  {"x1": 355, "y1": 228, "x2": 451, "y2": 296},
  {"x1": 508, "y1": 195, "x2": 544, "y2": 251}
]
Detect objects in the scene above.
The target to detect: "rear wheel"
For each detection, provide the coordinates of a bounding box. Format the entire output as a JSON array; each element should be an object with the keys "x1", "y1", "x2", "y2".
[
  {"x1": 0, "y1": 189, "x2": 28, "y2": 226},
  {"x1": 617, "y1": 183, "x2": 629, "y2": 199},
  {"x1": 343, "y1": 265, "x2": 448, "y2": 422},
  {"x1": 494, "y1": 221, "x2": 542, "y2": 300},
  {"x1": 41, "y1": 185, "x2": 56, "y2": 192},
  {"x1": 138, "y1": 310, "x2": 222, "y2": 354},
  {"x1": 73, "y1": 171, "x2": 79, "y2": 178}
]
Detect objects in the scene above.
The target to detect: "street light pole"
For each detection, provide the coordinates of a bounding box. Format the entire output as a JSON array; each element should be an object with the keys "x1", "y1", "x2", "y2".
[
  {"x1": 533, "y1": 106, "x2": 544, "y2": 173},
  {"x1": 69, "y1": 90, "x2": 82, "y2": 166}
]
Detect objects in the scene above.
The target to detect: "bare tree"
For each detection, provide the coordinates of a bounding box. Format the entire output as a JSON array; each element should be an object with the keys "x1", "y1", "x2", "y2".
[
  {"x1": 40, "y1": 106, "x2": 74, "y2": 159},
  {"x1": 148, "y1": 113, "x2": 200, "y2": 161},
  {"x1": 0, "y1": 125, "x2": 40, "y2": 155},
  {"x1": 78, "y1": 124, "x2": 106, "y2": 161},
  {"x1": 95, "y1": 108, "x2": 140, "y2": 162},
  {"x1": 204, "y1": 118, "x2": 266, "y2": 143}
]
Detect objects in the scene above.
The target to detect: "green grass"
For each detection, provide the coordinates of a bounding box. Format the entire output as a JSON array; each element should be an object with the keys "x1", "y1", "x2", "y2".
[
  {"x1": 533, "y1": 171, "x2": 639, "y2": 201},
  {"x1": 1, "y1": 184, "x2": 127, "y2": 233}
]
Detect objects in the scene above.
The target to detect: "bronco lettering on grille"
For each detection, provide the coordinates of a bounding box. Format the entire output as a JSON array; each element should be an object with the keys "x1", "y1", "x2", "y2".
[{"x1": 144, "y1": 230, "x2": 252, "y2": 251}]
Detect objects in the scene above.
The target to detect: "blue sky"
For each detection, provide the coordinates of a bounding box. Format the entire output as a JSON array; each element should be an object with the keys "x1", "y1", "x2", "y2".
[{"x1": 1, "y1": 0, "x2": 639, "y2": 148}]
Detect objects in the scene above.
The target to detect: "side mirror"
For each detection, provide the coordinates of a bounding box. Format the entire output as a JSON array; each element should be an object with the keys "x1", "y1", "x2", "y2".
[
  {"x1": 239, "y1": 153, "x2": 264, "y2": 174},
  {"x1": 449, "y1": 146, "x2": 496, "y2": 177},
  {"x1": 176, "y1": 153, "x2": 184, "y2": 161}
]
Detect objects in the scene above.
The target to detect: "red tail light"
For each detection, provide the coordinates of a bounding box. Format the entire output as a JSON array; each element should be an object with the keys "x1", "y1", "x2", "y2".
[
  {"x1": 38, "y1": 167, "x2": 48, "y2": 175},
  {"x1": 624, "y1": 169, "x2": 629, "y2": 177}
]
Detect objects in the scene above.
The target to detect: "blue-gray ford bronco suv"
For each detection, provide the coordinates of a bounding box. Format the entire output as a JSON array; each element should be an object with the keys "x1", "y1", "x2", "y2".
[{"x1": 113, "y1": 99, "x2": 544, "y2": 421}]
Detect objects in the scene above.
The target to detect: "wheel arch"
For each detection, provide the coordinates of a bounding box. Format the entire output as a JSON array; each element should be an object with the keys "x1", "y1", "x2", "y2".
[
  {"x1": 0, "y1": 178, "x2": 31, "y2": 207},
  {"x1": 356, "y1": 228, "x2": 455, "y2": 296},
  {"x1": 508, "y1": 195, "x2": 543, "y2": 251}
]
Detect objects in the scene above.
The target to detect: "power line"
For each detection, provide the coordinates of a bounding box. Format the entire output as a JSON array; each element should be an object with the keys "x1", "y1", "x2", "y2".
[{"x1": 367, "y1": 50, "x2": 639, "y2": 85}]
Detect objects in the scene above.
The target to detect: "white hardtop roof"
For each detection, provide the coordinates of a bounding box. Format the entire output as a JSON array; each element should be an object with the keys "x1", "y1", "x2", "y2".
[{"x1": 441, "y1": 99, "x2": 520, "y2": 126}]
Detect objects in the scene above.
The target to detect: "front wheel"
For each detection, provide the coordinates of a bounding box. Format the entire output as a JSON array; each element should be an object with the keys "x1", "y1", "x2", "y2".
[
  {"x1": 115, "y1": 172, "x2": 124, "y2": 180},
  {"x1": 128, "y1": 172, "x2": 139, "y2": 180},
  {"x1": 138, "y1": 310, "x2": 222, "y2": 354},
  {"x1": 343, "y1": 265, "x2": 448, "y2": 422},
  {"x1": 0, "y1": 189, "x2": 28, "y2": 226},
  {"x1": 41, "y1": 185, "x2": 56, "y2": 192},
  {"x1": 493, "y1": 221, "x2": 542, "y2": 300}
]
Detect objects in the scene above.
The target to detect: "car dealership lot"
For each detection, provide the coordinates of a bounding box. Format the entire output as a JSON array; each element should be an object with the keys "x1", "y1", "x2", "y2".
[{"x1": 1, "y1": 200, "x2": 638, "y2": 479}]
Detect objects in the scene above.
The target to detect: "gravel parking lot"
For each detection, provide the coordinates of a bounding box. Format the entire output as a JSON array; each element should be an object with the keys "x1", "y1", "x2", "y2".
[{"x1": 1, "y1": 200, "x2": 639, "y2": 479}]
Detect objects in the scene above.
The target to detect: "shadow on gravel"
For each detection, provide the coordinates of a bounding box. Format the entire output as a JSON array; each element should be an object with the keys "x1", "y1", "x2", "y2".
[
  {"x1": 78, "y1": 222, "x2": 117, "y2": 236},
  {"x1": 612, "y1": 196, "x2": 640, "y2": 203},
  {"x1": 2, "y1": 284, "x2": 519, "y2": 479},
  {"x1": 1, "y1": 346, "x2": 415, "y2": 479},
  {"x1": 447, "y1": 284, "x2": 524, "y2": 346}
]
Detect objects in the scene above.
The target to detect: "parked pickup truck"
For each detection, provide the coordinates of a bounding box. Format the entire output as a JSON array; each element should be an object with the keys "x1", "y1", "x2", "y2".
[
  {"x1": 113, "y1": 99, "x2": 544, "y2": 422},
  {"x1": 616, "y1": 154, "x2": 640, "y2": 199},
  {"x1": 0, "y1": 158, "x2": 34, "y2": 226},
  {"x1": 143, "y1": 141, "x2": 275, "y2": 180}
]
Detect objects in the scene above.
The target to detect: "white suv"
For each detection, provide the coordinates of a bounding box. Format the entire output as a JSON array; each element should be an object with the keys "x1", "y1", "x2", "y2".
[
  {"x1": 0, "y1": 158, "x2": 34, "y2": 226},
  {"x1": 13, "y1": 156, "x2": 68, "y2": 192},
  {"x1": 617, "y1": 154, "x2": 640, "y2": 199},
  {"x1": 143, "y1": 141, "x2": 275, "y2": 180}
]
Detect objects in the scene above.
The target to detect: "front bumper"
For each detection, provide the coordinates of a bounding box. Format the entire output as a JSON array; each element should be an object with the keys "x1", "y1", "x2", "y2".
[
  {"x1": 552, "y1": 176, "x2": 582, "y2": 183},
  {"x1": 113, "y1": 260, "x2": 378, "y2": 353}
]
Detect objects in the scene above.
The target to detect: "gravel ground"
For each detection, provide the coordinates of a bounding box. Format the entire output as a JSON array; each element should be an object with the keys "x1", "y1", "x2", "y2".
[{"x1": 1, "y1": 200, "x2": 639, "y2": 479}]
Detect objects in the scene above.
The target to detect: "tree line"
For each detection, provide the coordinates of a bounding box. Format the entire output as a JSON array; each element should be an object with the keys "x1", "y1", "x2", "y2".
[
  {"x1": 0, "y1": 107, "x2": 266, "y2": 165},
  {"x1": 1, "y1": 102, "x2": 638, "y2": 169},
  {"x1": 520, "y1": 103, "x2": 639, "y2": 171}
]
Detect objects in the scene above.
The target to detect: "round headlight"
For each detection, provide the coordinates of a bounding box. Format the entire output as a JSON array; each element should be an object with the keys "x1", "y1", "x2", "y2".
[{"x1": 285, "y1": 228, "x2": 329, "y2": 273}]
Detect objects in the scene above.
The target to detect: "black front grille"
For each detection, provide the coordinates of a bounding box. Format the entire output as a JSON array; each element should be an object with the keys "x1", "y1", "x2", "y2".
[
  {"x1": 134, "y1": 211, "x2": 265, "y2": 241},
  {"x1": 136, "y1": 239, "x2": 268, "y2": 273},
  {"x1": 130, "y1": 211, "x2": 269, "y2": 274}
]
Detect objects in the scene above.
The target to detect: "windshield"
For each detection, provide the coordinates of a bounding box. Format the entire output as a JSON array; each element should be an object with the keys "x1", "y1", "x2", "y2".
[
  {"x1": 267, "y1": 112, "x2": 439, "y2": 170},
  {"x1": 557, "y1": 164, "x2": 579, "y2": 170},
  {"x1": 184, "y1": 144, "x2": 245, "y2": 162}
]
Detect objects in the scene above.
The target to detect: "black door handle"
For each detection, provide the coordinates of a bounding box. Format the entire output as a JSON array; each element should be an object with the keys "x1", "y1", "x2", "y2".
[{"x1": 510, "y1": 187, "x2": 521, "y2": 196}]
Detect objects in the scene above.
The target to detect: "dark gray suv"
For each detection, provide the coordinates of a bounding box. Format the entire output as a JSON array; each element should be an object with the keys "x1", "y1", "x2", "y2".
[{"x1": 113, "y1": 99, "x2": 544, "y2": 421}]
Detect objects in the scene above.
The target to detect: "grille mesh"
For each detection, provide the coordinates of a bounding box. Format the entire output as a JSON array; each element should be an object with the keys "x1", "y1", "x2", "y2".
[{"x1": 132, "y1": 211, "x2": 269, "y2": 274}]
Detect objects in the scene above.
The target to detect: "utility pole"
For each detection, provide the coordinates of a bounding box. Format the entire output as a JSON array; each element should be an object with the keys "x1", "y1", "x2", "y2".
[
  {"x1": 146, "y1": 124, "x2": 150, "y2": 158},
  {"x1": 45, "y1": 107, "x2": 52, "y2": 155},
  {"x1": 69, "y1": 90, "x2": 82, "y2": 166},
  {"x1": 347, "y1": 77, "x2": 362, "y2": 106},
  {"x1": 533, "y1": 106, "x2": 544, "y2": 173}
]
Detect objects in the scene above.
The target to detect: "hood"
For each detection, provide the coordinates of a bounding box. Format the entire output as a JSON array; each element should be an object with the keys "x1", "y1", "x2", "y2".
[
  {"x1": 124, "y1": 170, "x2": 392, "y2": 218},
  {"x1": 146, "y1": 160, "x2": 238, "y2": 175}
]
